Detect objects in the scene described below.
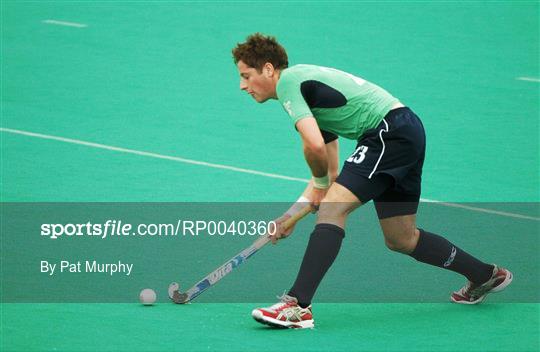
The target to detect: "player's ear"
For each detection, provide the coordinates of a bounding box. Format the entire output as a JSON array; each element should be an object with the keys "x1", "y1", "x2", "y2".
[{"x1": 263, "y1": 63, "x2": 275, "y2": 77}]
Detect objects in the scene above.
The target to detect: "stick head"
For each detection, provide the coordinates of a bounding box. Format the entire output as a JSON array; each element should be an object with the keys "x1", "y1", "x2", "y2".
[
  {"x1": 173, "y1": 292, "x2": 189, "y2": 304},
  {"x1": 168, "y1": 282, "x2": 190, "y2": 304}
]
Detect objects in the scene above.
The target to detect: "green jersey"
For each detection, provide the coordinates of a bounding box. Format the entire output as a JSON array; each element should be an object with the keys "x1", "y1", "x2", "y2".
[{"x1": 276, "y1": 64, "x2": 399, "y2": 140}]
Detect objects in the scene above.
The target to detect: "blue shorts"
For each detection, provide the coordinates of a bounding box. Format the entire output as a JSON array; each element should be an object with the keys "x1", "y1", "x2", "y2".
[{"x1": 335, "y1": 107, "x2": 426, "y2": 219}]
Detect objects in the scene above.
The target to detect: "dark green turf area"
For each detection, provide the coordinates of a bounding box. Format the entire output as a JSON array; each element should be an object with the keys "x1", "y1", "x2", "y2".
[
  {"x1": 1, "y1": 202, "x2": 539, "y2": 305},
  {"x1": 1, "y1": 1, "x2": 538, "y2": 351},
  {"x1": 2, "y1": 303, "x2": 539, "y2": 352}
]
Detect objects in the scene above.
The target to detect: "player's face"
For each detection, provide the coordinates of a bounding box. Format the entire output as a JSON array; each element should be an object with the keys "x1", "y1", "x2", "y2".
[{"x1": 237, "y1": 61, "x2": 276, "y2": 103}]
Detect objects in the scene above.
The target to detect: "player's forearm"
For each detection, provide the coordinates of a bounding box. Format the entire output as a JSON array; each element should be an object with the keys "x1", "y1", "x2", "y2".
[
  {"x1": 303, "y1": 144, "x2": 328, "y2": 178},
  {"x1": 325, "y1": 139, "x2": 339, "y2": 182},
  {"x1": 285, "y1": 143, "x2": 337, "y2": 217}
]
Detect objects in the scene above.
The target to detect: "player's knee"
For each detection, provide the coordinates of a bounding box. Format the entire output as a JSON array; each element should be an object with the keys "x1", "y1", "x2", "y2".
[
  {"x1": 317, "y1": 201, "x2": 348, "y2": 220},
  {"x1": 384, "y1": 238, "x2": 410, "y2": 253},
  {"x1": 317, "y1": 198, "x2": 356, "y2": 225},
  {"x1": 383, "y1": 229, "x2": 418, "y2": 253}
]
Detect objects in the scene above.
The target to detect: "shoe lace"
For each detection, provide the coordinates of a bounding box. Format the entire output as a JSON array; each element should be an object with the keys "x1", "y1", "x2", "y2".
[
  {"x1": 463, "y1": 278, "x2": 493, "y2": 299},
  {"x1": 469, "y1": 279, "x2": 496, "y2": 298},
  {"x1": 268, "y1": 293, "x2": 298, "y2": 311},
  {"x1": 270, "y1": 293, "x2": 309, "y2": 322},
  {"x1": 277, "y1": 306, "x2": 306, "y2": 322}
]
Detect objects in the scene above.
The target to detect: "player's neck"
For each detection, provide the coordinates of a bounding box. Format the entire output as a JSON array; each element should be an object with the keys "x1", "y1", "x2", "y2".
[{"x1": 270, "y1": 70, "x2": 282, "y2": 99}]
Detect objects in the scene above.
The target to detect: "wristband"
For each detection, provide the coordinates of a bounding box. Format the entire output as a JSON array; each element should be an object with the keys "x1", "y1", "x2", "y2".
[
  {"x1": 312, "y1": 175, "x2": 330, "y2": 189},
  {"x1": 285, "y1": 196, "x2": 311, "y2": 216}
]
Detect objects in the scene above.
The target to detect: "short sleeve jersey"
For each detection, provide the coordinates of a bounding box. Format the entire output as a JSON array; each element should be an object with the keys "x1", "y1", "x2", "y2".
[{"x1": 276, "y1": 64, "x2": 399, "y2": 140}]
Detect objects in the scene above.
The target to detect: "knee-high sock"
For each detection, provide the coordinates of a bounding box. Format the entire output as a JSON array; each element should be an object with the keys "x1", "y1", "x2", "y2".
[
  {"x1": 288, "y1": 223, "x2": 344, "y2": 307},
  {"x1": 410, "y1": 229, "x2": 494, "y2": 284}
]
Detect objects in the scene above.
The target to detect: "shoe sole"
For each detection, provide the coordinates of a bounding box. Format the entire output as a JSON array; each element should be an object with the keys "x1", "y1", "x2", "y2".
[
  {"x1": 251, "y1": 309, "x2": 314, "y2": 329},
  {"x1": 451, "y1": 269, "x2": 513, "y2": 305}
]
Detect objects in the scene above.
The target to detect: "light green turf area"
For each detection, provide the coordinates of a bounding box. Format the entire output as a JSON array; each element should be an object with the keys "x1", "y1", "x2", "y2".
[
  {"x1": 1, "y1": 1, "x2": 538, "y2": 202},
  {"x1": 2, "y1": 303, "x2": 539, "y2": 352},
  {"x1": 1, "y1": 1, "x2": 539, "y2": 352}
]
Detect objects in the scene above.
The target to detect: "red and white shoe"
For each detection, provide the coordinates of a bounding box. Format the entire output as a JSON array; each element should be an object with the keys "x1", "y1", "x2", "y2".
[
  {"x1": 251, "y1": 294, "x2": 314, "y2": 329},
  {"x1": 451, "y1": 265, "x2": 513, "y2": 304}
]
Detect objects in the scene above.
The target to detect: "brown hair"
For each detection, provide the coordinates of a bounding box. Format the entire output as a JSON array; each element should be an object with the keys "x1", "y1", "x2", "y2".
[{"x1": 232, "y1": 33, "x2": 288, "y2": 72}]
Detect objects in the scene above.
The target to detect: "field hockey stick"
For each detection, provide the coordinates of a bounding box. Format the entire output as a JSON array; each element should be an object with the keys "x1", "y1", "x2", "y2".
[{"x1": 168, "y1": 205, "x2": 313, "y2": 304}]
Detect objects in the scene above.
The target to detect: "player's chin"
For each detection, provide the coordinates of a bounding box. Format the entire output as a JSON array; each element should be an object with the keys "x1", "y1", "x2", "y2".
[{"x1": 254, "y1": 96, "x2": 269, "y2": 103}]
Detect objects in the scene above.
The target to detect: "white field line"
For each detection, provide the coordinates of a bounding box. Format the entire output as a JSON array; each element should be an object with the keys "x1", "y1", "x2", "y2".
[
  {"x1": 0, "y1": 128, "x2": 307, "y2": 183},
  {"x1": 516, "y1": 77, "x2": 540, "y2": 83},
  {"x1": 1, "y1": 127, "x2": 538, "y2": 221},
  {"x1": 420, "y1": 199, "x2": 539, "y2": 221},
  {"x1": 42, "y1": 20, "x2": 88, "y2": 28}
]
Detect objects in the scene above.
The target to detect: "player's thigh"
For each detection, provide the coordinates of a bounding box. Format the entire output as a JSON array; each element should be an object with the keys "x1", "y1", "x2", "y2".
[
  {"x1": 321, "y1": 165, "x2": 394, "y2": 226},
  {"x1": 317, "y1": 182, "x2": 361, "y2": 224}
]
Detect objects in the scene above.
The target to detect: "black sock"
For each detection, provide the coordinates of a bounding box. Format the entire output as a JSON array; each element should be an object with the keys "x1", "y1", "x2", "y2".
[
  {"x1": 410, "y1": 229, "x2": 494, "y2": 284},
  {"x1": 288, "y1": 223, "x2": 344, "y2": 308}
]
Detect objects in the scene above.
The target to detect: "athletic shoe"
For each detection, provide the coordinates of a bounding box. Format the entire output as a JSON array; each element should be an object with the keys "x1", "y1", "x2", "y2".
[
  {"x1": 251, "y1": 294, "x2": 314, "y2": 329},
  {"x1": 451, "y1": 265, "x2": 513, "y2": 304}
]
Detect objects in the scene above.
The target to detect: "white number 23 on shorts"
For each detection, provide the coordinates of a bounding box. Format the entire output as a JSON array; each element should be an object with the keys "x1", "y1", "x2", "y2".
[{"x1": 346, "y1": 145, "x2": 368, "y2": 164}]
